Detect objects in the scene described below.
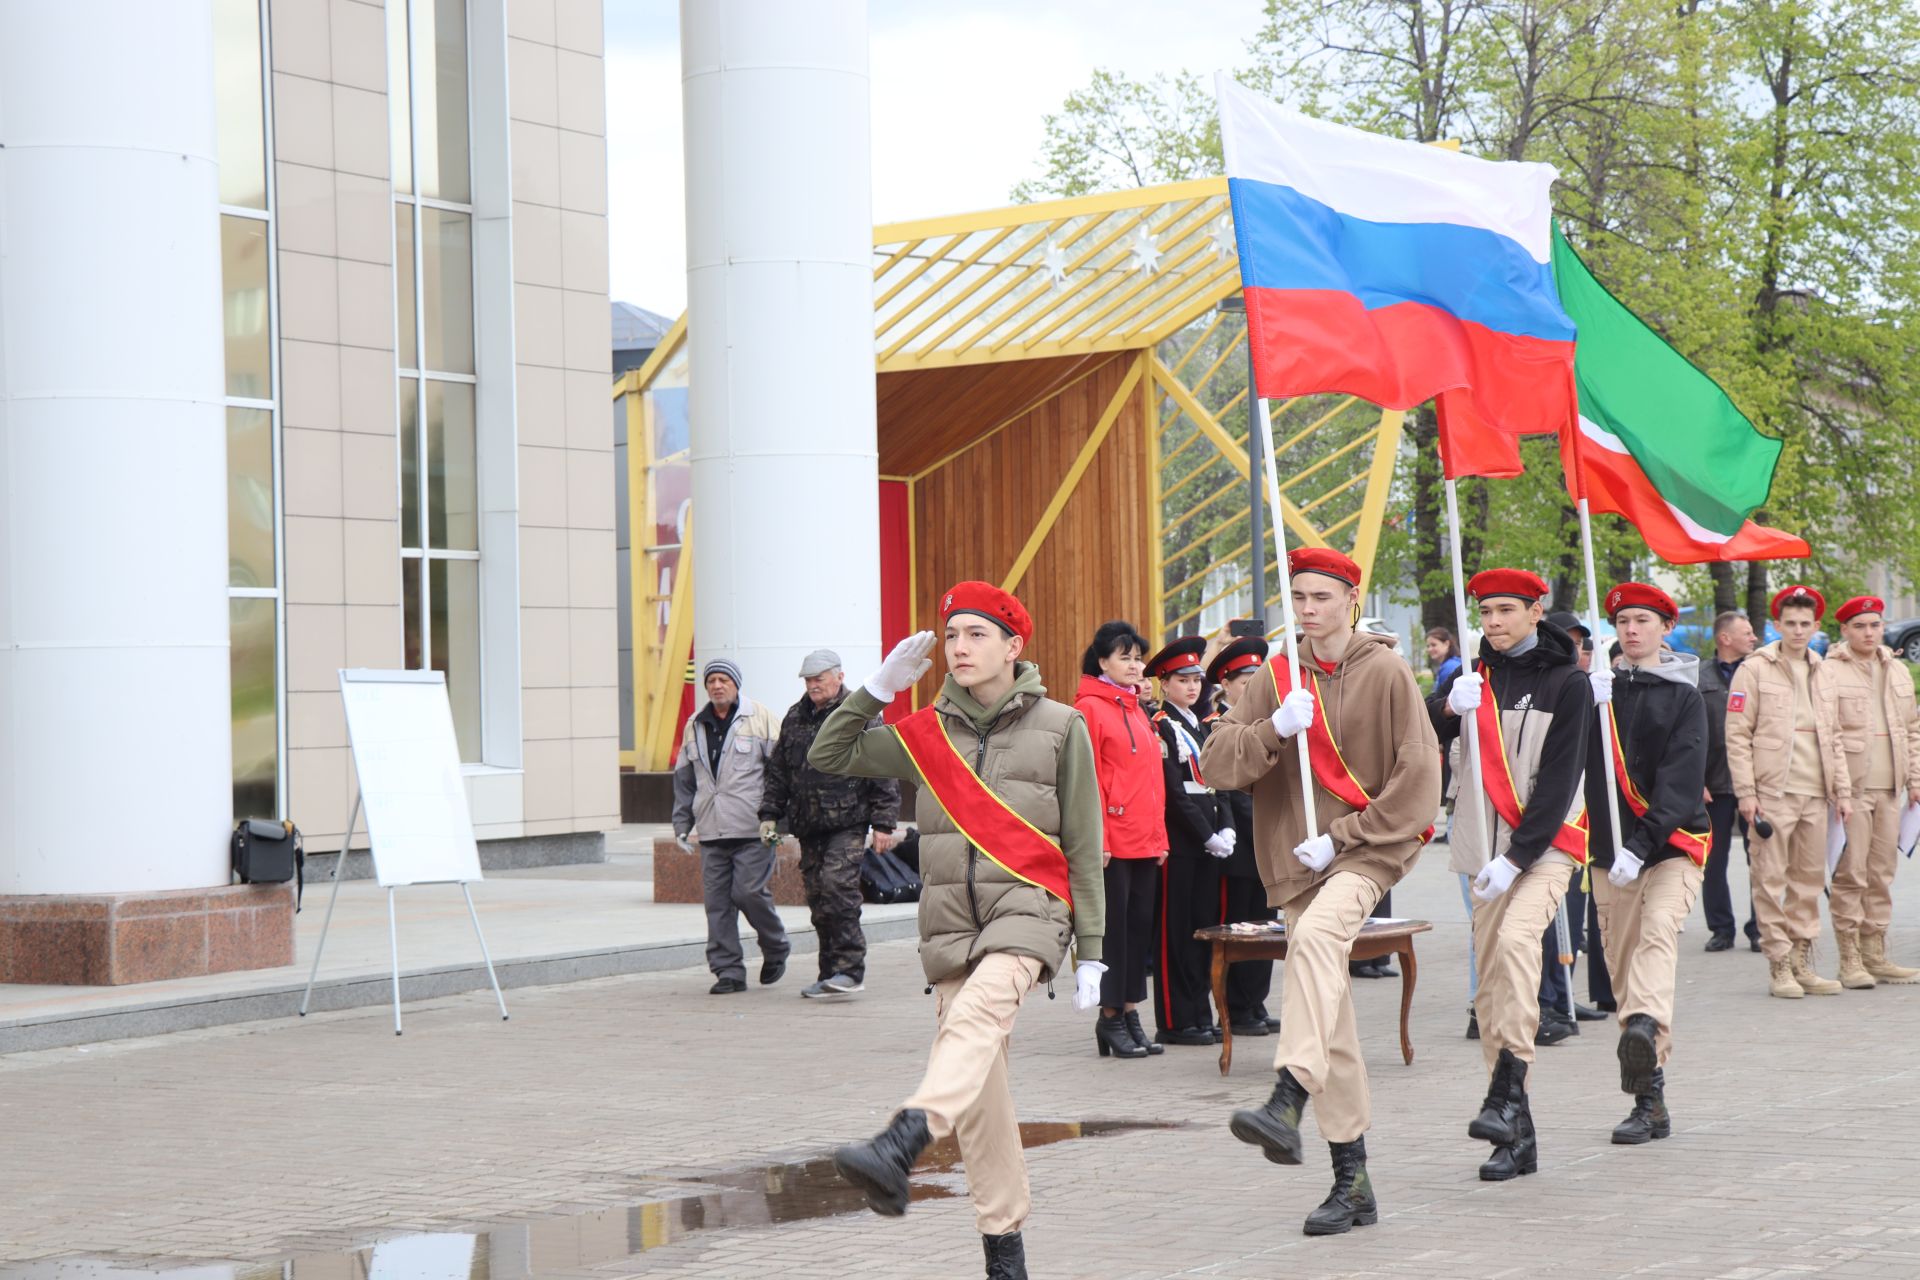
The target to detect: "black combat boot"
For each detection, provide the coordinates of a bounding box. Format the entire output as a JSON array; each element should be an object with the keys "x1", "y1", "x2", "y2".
[
  {"x1": 1478, "y1": 1088, "x2": 1538, "y2": 1181},
  {"x1": 1229, "y1": 1067, "x2": 1309, "y2": 1165},
  {"x1": 833, "y1": 1108, "x2": 932, "y2": 1216},
  {"x1": 1611, "y1": 1067, "x2": 1671, "y2": 1145},
  {"x1": 1467, "y1": 1049, "x2": 1524, "y2": 1145},
  {"x1": 1616, "y1": 1013, "x2": 1658, "y2": 1097},
  {"x1": 981, "y1": 1231, "x2": 1028, "y2": 1279},
  {"x1": 1302, "y1": 1137, "x2": 1378, "y2": 1235}
]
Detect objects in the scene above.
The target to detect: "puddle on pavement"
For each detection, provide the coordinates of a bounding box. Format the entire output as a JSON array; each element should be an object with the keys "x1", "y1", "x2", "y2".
[{"x1": 4, "y1": 1120, "x2": 1177, "y2": 1280}]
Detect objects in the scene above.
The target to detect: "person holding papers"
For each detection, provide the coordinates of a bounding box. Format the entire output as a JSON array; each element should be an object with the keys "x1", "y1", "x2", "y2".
[
  {"x1": 1725, "y1": 586, "x2": 1852, "y2": 998},
  {"x1": 809, "y1": 582, "x2": 1106, "y2": 1280},
  {"x1": 1825, "y1": 596, "x2": 1920, "y2": 985},
  {"x1": 1582, "y1": 584, "x2": 1711, "y2": 1145},
  {"x1": 1428, "y1": 569, "x2": 1594, "y2": 1182},
  {"x1": 1203, "y1": 548, "x2": 1440, "y2": 1236}
]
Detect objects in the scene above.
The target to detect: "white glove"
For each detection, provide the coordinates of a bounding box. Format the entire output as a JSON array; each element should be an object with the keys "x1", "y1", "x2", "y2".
[
  {"x1": 1204, "y1": 829, "x2": 1235, "y2": 858},
  {"x1": 1471, "y1": 855, "x2": 1521, "y2": 902},
  {"x1": 1293, "y1": 832, "x2": 1335, "y2": 872},
  {"x1": 1608, "y1": 847, "x2": 1644, "y2": 888},
  {"x1": 865, "y1": 631, "x2": 937, "y2": 703},
  {"x1": 1072, "y1": 960, "x2": 1108, "y2": 1011},
  {"x1": 1589, "y1": 665, "x2": 1615, "y2": 706},
  {"x1": 1271, "y1": 688, "x2": 1316, "y2": 739},
  {"x1": 1447, "y1": 672, "x2": 1484, "y2": 716},
  {"x1": 674, "y1": 831, "x2": 694, "y2": 853}
]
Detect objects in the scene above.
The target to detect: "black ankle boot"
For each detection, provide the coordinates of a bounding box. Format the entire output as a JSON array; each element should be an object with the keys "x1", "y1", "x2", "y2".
[
  {"x1": 1229, "y1": 1067, "x2": 1309, "y2": 1165},
  {"x1": 1302, "y1": 1137, "x2": 1379, "y2": 1235},
  {"x1": 1123, "y1": 1008, "x2": 1164, "y2": 1055},
  {"x1": 1611, "y1": 1067, "x2": 1671, "y2": 1145},
  {"x1": 982, "y1": 1230, "x2": 1028, "y2": 1279},
  {"x1": 1095, "y1": 1011, "x2": 1149, "y2": 1058},
  {"x1": 1467, "y1": 1048, "x2": 1525, "y2": 1145},
  {"x1": 832, "y1": 1108, "x2": 931, "y2": 1215},
  {"x1": 1478, "y1": 1090, "x2": 1538, "y2": 1180},
  {"x1": 1617, "y1": 1013, "x2": 1658, "y2": 1096}
]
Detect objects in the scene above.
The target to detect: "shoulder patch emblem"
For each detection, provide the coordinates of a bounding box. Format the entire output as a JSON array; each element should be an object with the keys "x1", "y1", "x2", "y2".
[{"x1": 1729, "y1": 691, "x2": 1747, "y2": 713}]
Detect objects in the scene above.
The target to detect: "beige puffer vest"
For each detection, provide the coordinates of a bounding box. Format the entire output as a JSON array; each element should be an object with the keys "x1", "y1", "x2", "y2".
[{"x1": 916, "y1": 676, "x2": 1078, "y2": 985}]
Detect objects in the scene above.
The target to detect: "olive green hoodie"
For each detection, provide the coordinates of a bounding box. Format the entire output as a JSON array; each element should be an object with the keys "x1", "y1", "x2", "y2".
[{"x1": 808, "y1": 662, "x2": 1106, "y2": 983}]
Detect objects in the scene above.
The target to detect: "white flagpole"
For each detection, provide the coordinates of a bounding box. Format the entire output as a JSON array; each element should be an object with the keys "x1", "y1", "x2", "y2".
[
  {"x1": 1255, "y1": 394, "x2": 1319, "y2": 835},
  {"x1": 1577, "y1": 497, "x2": 1628, "y2": 860},
  {"x1": 1444, "y1": 478, "x2": 1487, "y2": 826}
]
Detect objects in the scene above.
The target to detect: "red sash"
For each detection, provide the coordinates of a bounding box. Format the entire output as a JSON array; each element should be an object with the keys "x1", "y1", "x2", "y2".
[
  {"x1": 1474, "y1": 665, "x2": 1590, "y2": 864},
  {"x1": 891, "y1": 707, "x2": 1073, "y2": 907},
  {"x1": 1270, "y1": 660, "x2": 1433, "y2": 844},
  {"x1": 1607, "y1": 704, "x2": 1710, "y2": 866}
]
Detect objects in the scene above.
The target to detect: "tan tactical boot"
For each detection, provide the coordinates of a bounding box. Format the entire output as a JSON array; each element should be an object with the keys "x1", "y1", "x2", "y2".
[
  {"x1": 1789, "y1": 940, "x2": 1842, "y2": 995},
  {"x1": 1768, "y1": 956, "x2": 1804, "y2": 999},
  {"x1": 1835, "y1": 929, "x2": 1877, "y2": 989},
  {"x1": 1861, "y1": 930, "x2": 1920, "y2": 984}
]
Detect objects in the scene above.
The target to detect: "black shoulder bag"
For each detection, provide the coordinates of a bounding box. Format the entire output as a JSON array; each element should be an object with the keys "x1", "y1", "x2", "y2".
[{"x1": 231, "y1": 819, "x2": 305, "y2": 911}]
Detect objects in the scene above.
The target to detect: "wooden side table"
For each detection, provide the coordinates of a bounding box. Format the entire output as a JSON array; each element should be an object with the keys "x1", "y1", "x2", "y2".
[{"x1": 1195, "y1": 919, "x2": 1433, "y2": 1076}]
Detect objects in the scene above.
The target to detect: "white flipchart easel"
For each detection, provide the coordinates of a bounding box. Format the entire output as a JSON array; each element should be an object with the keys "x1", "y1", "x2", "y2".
[{"x1": 298, "y1": 668, "x2": 508, "y2": 1034}]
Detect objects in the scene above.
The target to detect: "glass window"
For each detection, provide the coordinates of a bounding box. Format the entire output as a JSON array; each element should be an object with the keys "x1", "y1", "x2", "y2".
[
  {"x1": 221, "y1": 215, "x2": 272, "y2": 398},
  {"x1": 431, "y1": 558, "x2": 482, "y2": 761},
  {"x1": 214, "y1": 0, "x2": 266, "y2": 209},
  {"x1": 413, "y1": 0, "x2": 471, "y2": 203},
  {"x1": 230, "y1": 596, "x2": 279, "y2": 819},
  {"x1": 399, "y1": 379, "x2": 421, "y2": 548},
  {"x1": 388, "y1": 0, "x2": 414, "y2": 195},
  {"x1": 426, "y1": 381, "x2": 478, "y2": 550},
  {"x1": 403, "y1": 556, "x2": 423, "y2": 668},
  {"x1": 395, "y1": 204, "x2": 418, "y2": 369},
  {"x1": 421, "y1": 208, "x2": 474, "y2": 373},
  {"x1": 228, "y1": 407, "x2": 275, "y2": 588}
]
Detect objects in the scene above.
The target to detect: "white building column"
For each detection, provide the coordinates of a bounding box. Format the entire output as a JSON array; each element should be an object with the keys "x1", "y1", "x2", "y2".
[
  {"x1": 679, "y1": 0, "x2": 881, "y2": 706},
  {"x1": 0, "y1": 1, "x2": 233, "y2": 893}
]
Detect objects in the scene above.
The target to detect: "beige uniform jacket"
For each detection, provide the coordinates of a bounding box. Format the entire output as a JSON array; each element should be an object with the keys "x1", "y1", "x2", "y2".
[
  {"x1": 1725, "y1": 641, "x2": 1850, "y2": 803},
  {"x1": 1824, "y1": 644, "x2": 1920, "y2": 797}
]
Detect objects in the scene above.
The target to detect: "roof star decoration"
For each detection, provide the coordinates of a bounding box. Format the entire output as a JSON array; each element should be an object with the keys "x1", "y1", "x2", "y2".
[
  {"x1": 1127, "y1": 226, "x2": 1161, "y2": 275},
  {"x1": 1040, "y1": 239, "x2": 1069, "y2": 288},
  {"x1": 1209, "y1": 214, "x2": 1235, "y2": 261}
]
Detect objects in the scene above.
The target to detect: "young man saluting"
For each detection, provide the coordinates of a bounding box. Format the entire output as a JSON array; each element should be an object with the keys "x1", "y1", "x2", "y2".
[
  {"x1": 809, "y1": 582, "x2": 1106, "y2": 1280},
  {"x1": 1584, "y1": 584, "x2": 1711, "y2": 1145},
  {"x1": 1429, "y1": 569, "x2": 1595, "y2": 1181},
  {"x1": 1203, "y1": 548, "x2": 1440, "y2": 1236}
]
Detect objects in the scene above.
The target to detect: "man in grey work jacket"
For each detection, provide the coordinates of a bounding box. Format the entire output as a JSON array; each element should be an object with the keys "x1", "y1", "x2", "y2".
[{"x1": 673, "y1": 658, "x2": 790, "y2": 995}]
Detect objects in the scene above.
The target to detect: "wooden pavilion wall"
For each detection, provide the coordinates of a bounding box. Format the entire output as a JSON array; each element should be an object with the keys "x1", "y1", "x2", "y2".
[{"x1": 905, "y1": 353, "x2": 1155, "y2": 708}]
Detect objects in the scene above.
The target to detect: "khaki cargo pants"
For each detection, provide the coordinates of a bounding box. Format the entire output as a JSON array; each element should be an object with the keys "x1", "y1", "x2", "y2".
[
  {"x1": 1271, "y1": 870, "x2": 1384, "y2": 1143},
  {"x1": 1832, "y1": 789, "x2": 1901, "y2": 934},
  {"x1": 1472, "y1": 851, "x2": 1574, "y2": 1072},
  {"x1": 1749, "y1": 792, "x2": 1828, "y2": 962},
  {"x1": 1592, "y1": 855, "x2": 1702, "y2": 1066},
  {"x1": 902, "y1": 952, "x2": 1044, "y2": 1235}
]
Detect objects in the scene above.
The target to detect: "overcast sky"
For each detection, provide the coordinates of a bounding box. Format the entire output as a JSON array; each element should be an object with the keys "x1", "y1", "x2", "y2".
[{"x1": 606, "y1": 1, "x2": 1263, "y2": 317}]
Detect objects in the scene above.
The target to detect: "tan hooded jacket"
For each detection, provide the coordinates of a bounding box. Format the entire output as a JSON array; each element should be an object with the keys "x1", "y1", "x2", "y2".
[
  {"x1": 1199, "y1": 632, "x2": 1440, "y2": 906},
  {"x1": 1725, "y1": 640, "x2": 1850, "y2": 803}
]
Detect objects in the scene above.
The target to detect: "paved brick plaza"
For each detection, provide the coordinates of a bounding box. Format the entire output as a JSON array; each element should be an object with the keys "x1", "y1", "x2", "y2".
[{"x1": 2, "y1": 846, "x2": 1917, "y2": 1279}]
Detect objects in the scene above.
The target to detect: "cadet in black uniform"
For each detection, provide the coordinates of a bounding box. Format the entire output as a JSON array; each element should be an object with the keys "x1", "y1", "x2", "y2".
[
  {"x1": 1209, "y1": 636, "x2": 1279, "y2": 1036},
  {"x1": 1149, "y1": 637, "x2": 1236, "y2": 1045}
]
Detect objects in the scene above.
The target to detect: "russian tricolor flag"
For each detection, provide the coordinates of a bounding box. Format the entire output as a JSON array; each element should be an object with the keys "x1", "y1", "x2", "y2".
[{"x1": 1217, "y1": 79, "x2": 1578, "y2": 478}]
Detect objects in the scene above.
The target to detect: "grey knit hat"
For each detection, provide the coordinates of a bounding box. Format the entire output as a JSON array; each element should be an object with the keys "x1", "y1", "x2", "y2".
[{"x1": 701, "y1": 658, "x2": 744, "y2": 690}]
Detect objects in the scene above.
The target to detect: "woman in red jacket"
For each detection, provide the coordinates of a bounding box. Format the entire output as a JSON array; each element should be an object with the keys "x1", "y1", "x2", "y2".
[{"x1": 1076, "y1": 620, "x2": 1170, "y2": 1060}]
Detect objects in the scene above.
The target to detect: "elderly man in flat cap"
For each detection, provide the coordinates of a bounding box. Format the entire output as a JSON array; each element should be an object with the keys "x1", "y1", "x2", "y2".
[{"x1": 760, "y1": 648, "x2": 901, "y2": 999}]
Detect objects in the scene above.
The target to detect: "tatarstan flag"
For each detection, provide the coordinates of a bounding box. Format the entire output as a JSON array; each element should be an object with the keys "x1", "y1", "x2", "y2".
[{"x1": 1553, "y1": 229, "x2": 1809, "y2": 563}]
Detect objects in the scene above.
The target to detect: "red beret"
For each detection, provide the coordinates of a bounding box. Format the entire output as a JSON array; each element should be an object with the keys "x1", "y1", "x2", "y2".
[
  {"x1": 1836, "y1": 595, "x2": 1885, "y2": 624},
  {"x1": 940, "y1": 581, "x2": 1033, "y2": 644},
  {"x1": 1605, "y1": 582, "x2": 1677, "y2": 622},
  {"x1": 1770, "y1": 584, "x2": 1825, "y2": 621},
  {"x1": 1468, "y1": 568, "x2": 1549, "y2": 603},
  {"x1": 1288, "y1": 547, "x2": 1362, "y2": 587}
]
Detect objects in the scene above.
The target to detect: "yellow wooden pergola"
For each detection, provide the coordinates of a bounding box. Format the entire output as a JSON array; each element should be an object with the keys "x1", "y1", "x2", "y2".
[{"x1": 615, "y1": 177, "x2": 1407, "y2": 769}]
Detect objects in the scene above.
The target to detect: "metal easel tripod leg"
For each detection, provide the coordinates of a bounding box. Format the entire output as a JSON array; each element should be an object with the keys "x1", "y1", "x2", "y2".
[{"x1": 298, "y1": 793, "x2": 362, "y2": 1018}]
